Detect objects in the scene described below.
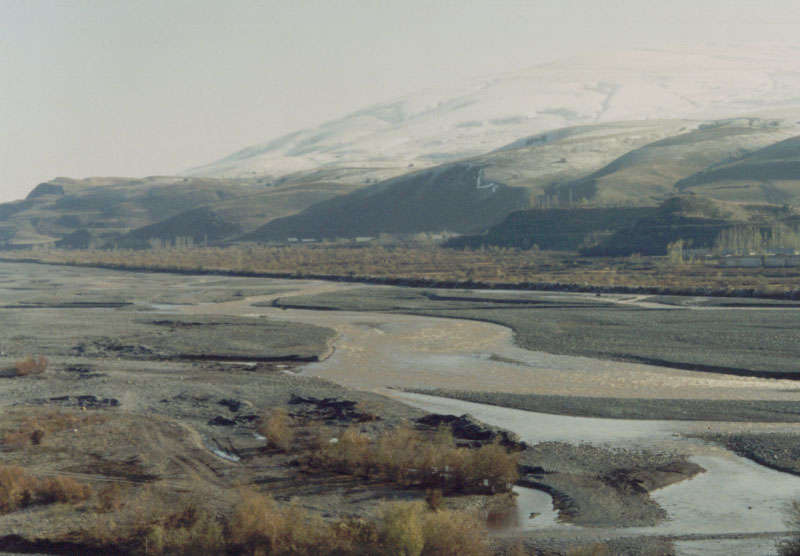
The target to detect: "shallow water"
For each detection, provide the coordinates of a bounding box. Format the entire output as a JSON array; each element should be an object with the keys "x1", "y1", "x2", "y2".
[
  {"x1": 487, "y1": 486, "x2": 565, "y2": 531},
  {"x1": 393, "y1": 392, "x2": 800, "y2": 555}
]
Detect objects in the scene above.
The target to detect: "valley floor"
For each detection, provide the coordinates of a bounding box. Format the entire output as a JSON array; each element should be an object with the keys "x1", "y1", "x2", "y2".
[{"x1": 0, "y1": 261, "x2": 798, "y2": 556}]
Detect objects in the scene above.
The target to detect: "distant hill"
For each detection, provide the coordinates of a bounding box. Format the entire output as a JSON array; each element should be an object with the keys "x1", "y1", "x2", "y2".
[
  {"x1": 4, "y1": 45, "x2": 800, "y2": 254},
  {"x1": 549, "y1": 119, "x2": 799, "y2": 206},
  {"x1": 240, "y1": 164, "x2": 529, "y2": 241},
  {"x1": 109, "y1": 207, "x2": 242, "y2": 249},
  {"x1": 190, "y1": 44, "x2": 800, "y2": 180},
  {"x1": 675, "y1": 135, "x2": 800, "y2": 204},
  {"x1": 583, "y1": 196, "x2": 799, "y2": 256},
  {"x1": 236, "y1": 116, "x2": 800, "y2": 242},
  {"x1": 445, "y1": 207, "x2": 657, "y2": 251}
]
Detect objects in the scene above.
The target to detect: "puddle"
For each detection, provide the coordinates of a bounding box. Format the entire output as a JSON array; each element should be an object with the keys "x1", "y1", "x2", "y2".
[{"x1": 488, "y1": 486, "x2": 565, "y2": 531}]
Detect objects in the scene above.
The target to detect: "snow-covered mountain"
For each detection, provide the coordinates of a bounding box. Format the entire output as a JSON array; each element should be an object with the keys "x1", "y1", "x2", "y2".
[{"x1": 189, "y1": 43, "x2": 800, "y2": 179}]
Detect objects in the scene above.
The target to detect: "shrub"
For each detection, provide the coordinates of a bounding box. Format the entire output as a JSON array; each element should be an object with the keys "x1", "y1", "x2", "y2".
[
  {"x1": 257, "y1": 408, "x2": 294, "y2": 451},
  {"x1": 0, "y1": 466, "x2": 37, "y2": 512},
  {"x1": 38, "y1": 475, "x2": 93, "y2": 504},
  {"x1": 96, "y1": 482, "x2": 127, "y2": 512},
  {"x1": 1, "y1": 410, "x2": 106, "y2": 449},
  {"x1": 308, "y1": 422, "x2": 518, "y2": 494},
  {"x1": 424, "y1": 488, "x2": 443, "y2": 511},
  {"x1": 14, "y1": 356, "x2": 48, "y2": 376},
  {"x1": 320, "y1": 425, "x2": 372, "y2": 476},
  {"x1": 143, "y1": 503, "x2": 225, "y2": 556},
  {"x1": 0, "y1": 466, "x2": 92, "y2": 512},
  {"x1": 566, "y1": 543, "x2": 611, "y2": 556},
  {"x1": 421, "y1": 508, "x2": 491, "y2": 556},
  {"x1": 378, "y1": 501, "x2": 425, "y2": 556}
]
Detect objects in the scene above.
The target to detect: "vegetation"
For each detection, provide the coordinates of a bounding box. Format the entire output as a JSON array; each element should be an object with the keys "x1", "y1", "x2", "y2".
[
  {"x1": 257, "y1": 408, "x2": 295, "y2": 451},
  {"x1": 1, "y1": 409, "x2": 106, "y2": 449},
  {"x1": 74, "y1": 487, "x2": 493, "y2": 556},
  {"x1": 714, "y1": 223, "x2": 800, "y2": 255},
  {"x1": 302, "y1": 423, "x2": 519, "y2": 494},
  {"x1": 13, "y1": 355, "x2": 48, "y2": 376},
  {"x1": 4, "y1": 243, "x2": 799, "y2": 297},
  {"x1": 0, "y1": 465, "x2": 92, "y2": 512}
]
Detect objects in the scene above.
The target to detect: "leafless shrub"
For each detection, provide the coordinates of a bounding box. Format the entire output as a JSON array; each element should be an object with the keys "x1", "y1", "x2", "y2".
[
  {"x1": 14, "y1": 355, "x2": 48, "y2": 376},
  {"x1": 1, "y1": 410, "x2": 106, "y2": 449},
  {"x1": 96, "y1": 482, "x2": 127, "y2": 512},
  {"x1": 566, "y1": 542, "x2": 611, "y2": 556},
  {"x1": 0, "y1": 466, "x2": 92, "y2": 512},
  {"x1": 257, "y1": 408, "x2": 294, "y2": 451},
  {"x1": 0, "y1": 466, "x2": 37, "y2": 512},
  {"x1": 378, "y1": 501, "x2": 425, "y2": 556},
  {"x1": 421, "y1": 507, "x2": 492, "y2": 556},
  {"x1": 38, "y1": 475, "x2": 93, "y2": 504}
]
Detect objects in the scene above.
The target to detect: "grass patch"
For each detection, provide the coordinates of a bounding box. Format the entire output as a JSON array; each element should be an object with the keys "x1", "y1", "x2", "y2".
[{"x1": 1, "y1": 409, "x2": 107, "y2": 449}]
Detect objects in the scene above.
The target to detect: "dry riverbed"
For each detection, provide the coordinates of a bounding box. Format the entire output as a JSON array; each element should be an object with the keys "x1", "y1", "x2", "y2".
[{"x1": 1, "y1": 261, "x2": 799, "y2": 556}]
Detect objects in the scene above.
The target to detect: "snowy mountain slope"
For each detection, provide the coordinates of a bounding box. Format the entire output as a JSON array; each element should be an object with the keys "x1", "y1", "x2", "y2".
[
  {"x1": 551, "y1": 117, "x2": 800, "y2": 205},
  {"x1": 190, "y1": 43, "x2": 800, "y2": 179}
]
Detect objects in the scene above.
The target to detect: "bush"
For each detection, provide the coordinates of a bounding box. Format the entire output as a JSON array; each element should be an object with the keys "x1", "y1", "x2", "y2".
[
  {"x1": 421, "y1": 508, "x2": 491, "y2": 556},
  {"x1": 378, "y1": 501, "x2": 425, "y2": 556},
  {"x1": 38, "y1": 475, "x2": 93, "y2": 504},
  {"x1": 0, "y1": 466, "x2": 92, "y2": 512},
  {"x1": 308, "y1": 422, "x2": 518, "y2": 494},
  {"x1": 143, "y1": 503, "x2": 225, "y2": 556},
  {"x1": 566, "y1": 543, "x2": 610, "y2": 556},
  {"x1": 0, "y1": 466, "x2": 37, "y2": 512},
  {"x1": 96, "y1": 482, "x2": 127, "y2": 512},
  {"x1": 14, "y1": 356, "x2": 48, "y2": 376},
  {"x1": 257, "y1": 408, "x2": 295, "y2": 451},
  {"x1": 1, "y1": 410, "x2": 106, "y2": 449}
]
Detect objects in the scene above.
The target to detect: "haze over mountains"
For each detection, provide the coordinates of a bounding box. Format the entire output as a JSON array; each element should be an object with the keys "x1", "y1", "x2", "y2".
[{"x1": 2, "y1": 43, "x2": 799, "y2": 252}]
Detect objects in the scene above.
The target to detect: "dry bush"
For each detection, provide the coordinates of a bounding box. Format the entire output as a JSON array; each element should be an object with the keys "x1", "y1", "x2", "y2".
[
  {"x1": 144, "y1": 503, "x2": 225, "y2": 556},
  {"x1": 425, "y1": 488, "x2": 443, "y2": 511},
  {"x1": 566, "y1": 543, "x2": 611, "y2": 556},
  {"x1": 508, "y1": 542, "x2": 531, "y2": 556},
  {"x1": 1, "y1": 410, "x2": 106, "y2": 450},
  {"x1": 309, "y1": 422, "x2": 518, "y2": 494},
  {"x1": 1, "y1": 428, "x2": 41, "y2": 449},
  {"x1": 227, "y1": 489, "x2": 339, "y2": 556},
  {"x1": 378, "y1": 501, "x2": 425, "y2": 556},
  {"x1": 0, "y1": 466, "x2": 37, "y2": 512},
  {"x1": 0, "y1": 466, "x2": 92, "y2": 512},
  {"x1": 38, "y1": 475, "x2": 93, "y2": 504},
  {"x1": 462, "y1": 441, "x2": 520, "y2": 492},
  {"x1": 14, "y1": 355, "x2": 48, "y2": 376},
  {"x1": 320, "y1": 425, "x2": 372, "y2": 476},
  {"x1": 421, "y1": 508, "x2": 491, "y2": 556},
  {"x1": 257, "y1": 408, "x2": 295, "y2": 451},
  {"x1": 96, "y1": 482, "x2": 127, "y2": 512}
]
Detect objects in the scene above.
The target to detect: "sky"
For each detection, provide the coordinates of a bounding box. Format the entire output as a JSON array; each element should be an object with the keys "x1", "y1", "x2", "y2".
[{"x1": 2, "y1": 0, "x2": 800, "y2": 203}]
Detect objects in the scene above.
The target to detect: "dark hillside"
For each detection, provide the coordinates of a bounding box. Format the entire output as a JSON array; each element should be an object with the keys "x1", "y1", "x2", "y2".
[
  {"x1": 242, "y1": 164, "x2": 529, "y2": 241},
  {"x1": 446, "y1": 207, "x2": 657, "y2": 251},
  {"x1": 110, "y1": 207, "x2": 242, "y2": 249}
]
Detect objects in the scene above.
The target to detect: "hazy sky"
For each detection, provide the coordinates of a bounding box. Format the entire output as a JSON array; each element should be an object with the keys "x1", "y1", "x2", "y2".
[{"x1": 2, "y1": 0, "x2": 800, "y2": 203}]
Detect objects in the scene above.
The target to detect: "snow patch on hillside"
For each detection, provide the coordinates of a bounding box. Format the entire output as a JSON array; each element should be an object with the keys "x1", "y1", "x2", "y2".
[{"x1": 188, "y1": 43, "x2": 800, "y2": 179}]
